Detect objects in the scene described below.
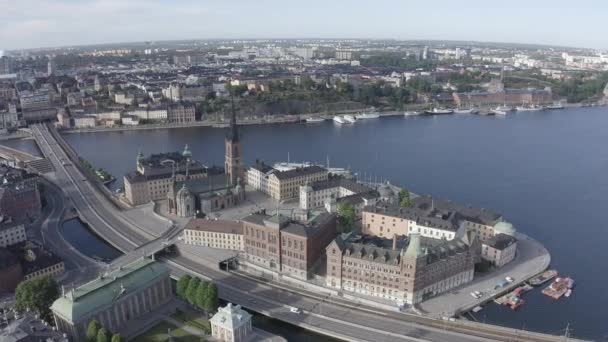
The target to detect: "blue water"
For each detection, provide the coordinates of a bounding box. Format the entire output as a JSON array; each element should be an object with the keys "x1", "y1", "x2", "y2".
[
  {"x1": 61, "y1": 218, "x2": 122, "y2": 262},
  {"x1": 63, "y1": 107, "x2": 608, "y2": 340},
  {"x1": 0, "y1": 138, "x2": 42, "y2": 157}
]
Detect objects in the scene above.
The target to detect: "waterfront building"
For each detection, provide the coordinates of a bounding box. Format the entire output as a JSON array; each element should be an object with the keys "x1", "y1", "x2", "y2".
[
  {"x1": 453, "y1": 79, "x2": 553, "y2": 107},
  {"x1": 326, "y1": 231, "x2": 479, "y2": 305},
  {"x1": 51, "y1": 257, "x2": 172, "y2": 341},
  {"x1": 299, "y1": 178, "x2": 375, "y2": 210},
  {"x1": 72, "y1": 115, "x2": 97, "y2": 128},
  {"x1": 362, "y1": 196, "x2": 503, "y2": 241},
  {"x1": 124, "y1": 145, "x2": 212, "y2": 205},
  {"x1": 269, "y1": 166, "x2": 328, "y2": 201},
  {"x1": 481, "y1": 225, "x2": 517, "y2": 267},
  {"x1": 183, "y1": 218, "x2": 244, "y2": 250},
  {"x1": 242, "y1": 212, "x2": 337, "y2": 280},
  {"x1": 0, "y1": 221, "x2": 26, "y2": 247},
  {"x1": 167, "y1": 104, "x2": 196, "y2": 123},
  {"x1": 225, "y1": 107, "x2": 243, "y2": 187},
  {"x1": 210, "y1": 303, "x2": 253, "y2": 342}
]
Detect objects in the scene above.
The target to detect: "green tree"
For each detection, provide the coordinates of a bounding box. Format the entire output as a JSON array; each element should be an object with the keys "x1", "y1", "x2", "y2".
[
  {"x1": 176, "y1": 275, "x2": 192, "y2": 300},
  {"x1": 86, "y1": 320, "x2": 101, "y2": 342},
  {"x1": 186, "y1": 277, "x2": 201, "y2": 305},
  {"x1": 111, "y1": 333, "x2": 124, "y2": 342},
  {"x1": 203, "y1": 283, "x2": 219, "y2": 313},
  {"x1": 337, "y1": 203, "x2": 356, "y2": 231},
  {"x1": 96, "y1": 328, "x2": 109, "y2": 342},
  {"x1": 14, "y1": 276, "x2": 59, "y2": 320},
  {"x1": 196, "y1": 281, "x2": 211, "y2": 309},
  {"x1": 399, "y1": 189, "x2": 412, "y2": 208}
]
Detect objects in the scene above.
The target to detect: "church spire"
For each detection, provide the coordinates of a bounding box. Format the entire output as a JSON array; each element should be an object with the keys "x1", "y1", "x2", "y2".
[{"x1": 226, "y1": 95, "x2": 239, "y2": 142}]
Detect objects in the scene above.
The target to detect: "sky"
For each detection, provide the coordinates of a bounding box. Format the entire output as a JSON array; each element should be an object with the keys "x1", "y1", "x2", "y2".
[{"x1": 0, "y1": 0, "x2": 606, "y2": 50}]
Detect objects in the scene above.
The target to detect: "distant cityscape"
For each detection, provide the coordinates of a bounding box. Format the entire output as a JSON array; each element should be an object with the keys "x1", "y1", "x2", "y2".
[{"x1": 0, "y1": 39, "x2": 607, "y2": 132}]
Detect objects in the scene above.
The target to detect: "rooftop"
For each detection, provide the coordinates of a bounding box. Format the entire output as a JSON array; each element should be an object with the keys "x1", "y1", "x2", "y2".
[
  {"x1": 209, "y1": 303, "x2": 251, "y2": 331},
  {"x1": 272, "y1": 165, "x2": 326, "y2": 180},
  {"x1": 184, "y1": 218, "x2": 243, "y2": 235}
]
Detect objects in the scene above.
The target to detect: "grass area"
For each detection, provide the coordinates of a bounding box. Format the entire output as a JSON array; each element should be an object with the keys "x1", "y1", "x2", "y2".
[
  {"x1": 171, "y1": 309, "x2": 211, "y2": 334},
  {"x1": 132, "y1": 321, "x2": 205, "y2": 342}
]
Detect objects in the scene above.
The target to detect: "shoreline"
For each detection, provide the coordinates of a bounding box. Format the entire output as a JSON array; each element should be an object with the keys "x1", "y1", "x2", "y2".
[{"x1": 58, "y1": 102, "x2": 604, "y2": 135}]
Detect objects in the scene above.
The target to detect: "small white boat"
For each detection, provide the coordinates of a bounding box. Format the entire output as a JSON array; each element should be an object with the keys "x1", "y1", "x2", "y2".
[
  {"x1": 565, "y1": 289, "x2": 572, "y2": 297},
  {"x1": 404, "y1": 111, "x2": 420, "y2": 116},
  {"x1": 454, "y1": 108, "x2": 473, "y2": 114},
  {"x1": 355, "y1": 112, "x2": 380, "y2": 120},
  {"x1": 496, "y1": 105, "x2": 513, "y2": 112},
  {"x1": 424, "y1": 108, "x2": 454, "y2": 115},
  {"x1": 306, "y1": 117, "x2": 326, "y2": 123},
  {"x1": 343, "y1": 114, "x2": 357, "y2": 123},
  {"x1": 333, "y1": 116, "x2": 348, "y2": 124},
  {"x1": 492, "y1": 107, "x2": 507, "y2": 115}
]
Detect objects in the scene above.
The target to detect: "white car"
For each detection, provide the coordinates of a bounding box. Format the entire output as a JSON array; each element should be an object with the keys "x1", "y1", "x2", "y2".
[
  {"x1": 505, "y1": 276, "x2": 515, "y2": 283},
  {"x1": 289, "y1": 307, "x2": 302, "y2": 314},
  {"x1": 470, "y1": 291, "x2": 482, "y2": 299}
]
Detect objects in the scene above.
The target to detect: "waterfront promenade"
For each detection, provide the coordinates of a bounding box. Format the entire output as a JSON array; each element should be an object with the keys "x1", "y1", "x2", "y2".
[{"x1": 29, "y1": 123, "x2": 586, "y2": 342}]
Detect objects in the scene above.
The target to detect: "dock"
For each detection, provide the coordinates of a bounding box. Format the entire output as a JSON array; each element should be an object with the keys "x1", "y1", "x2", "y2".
[{"x1": 494, "y1": 284, "x2": 533, "y2": 305}]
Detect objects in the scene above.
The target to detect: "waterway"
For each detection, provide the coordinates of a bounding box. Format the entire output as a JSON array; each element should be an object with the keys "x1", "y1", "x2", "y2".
[
  {"x1": 61, "y1": 218, "x2": 123, "y2": 262},
  {"x1": 62, "y1": 107, "x2": 608, "y2": 341},
  {"x1": 0, "y1": 137, "x2": 42, "y2": 157}
]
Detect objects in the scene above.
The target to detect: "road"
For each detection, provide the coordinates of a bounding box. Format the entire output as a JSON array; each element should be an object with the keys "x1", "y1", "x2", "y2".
[{"x1": 30, "y1": 123, "x2": 584, "y2": 342}]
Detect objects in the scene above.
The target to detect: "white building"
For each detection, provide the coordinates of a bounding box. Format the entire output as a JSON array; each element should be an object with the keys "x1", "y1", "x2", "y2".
[
  {"x1": 299, "y1": 178, "x2": 374, "y2": 210},
  {"x1": 183, "y1": 219, "x2": 244, "y2": 251},
  {"x1": 210, "y1": 303, "x2": 253, "y2": 342},
  {"x1": 0, "y1": 222, "x2": 26, "y2": 247},
  {"x1": 72, "y1": 115, "x2": 96, "y2": 128},
  {"x1": 246, "y1": 162, "x2": 274, "y2": 193},
  {"x1": 482, "y1": 233, "x2": 517, "y2": 267}
]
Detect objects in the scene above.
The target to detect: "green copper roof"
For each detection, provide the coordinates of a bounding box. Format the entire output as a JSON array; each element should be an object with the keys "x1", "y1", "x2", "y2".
[
  {"x1": 493, "y1": 221, "x2": 516, "y2": 236},
  {"x1": 404, "y1": 233, "x2": 423, "y2": 257},
  {"x1": 51, "y1": 257, "x2": 169, "y2": 322}
]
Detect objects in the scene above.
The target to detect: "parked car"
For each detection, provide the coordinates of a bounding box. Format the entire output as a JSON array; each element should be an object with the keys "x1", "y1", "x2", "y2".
[
  {"x1": 506, "y1": 276, "x2": 515, "y2": 283},
  {"x1": 290, "y1": 307, "x2": 302, "y2": 313}
]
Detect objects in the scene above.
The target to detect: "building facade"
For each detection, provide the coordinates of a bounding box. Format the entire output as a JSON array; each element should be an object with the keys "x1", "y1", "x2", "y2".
[
  {"x1": 0, "y1": 221, "x2": 26, "y2": 247},
  {"x1": 210, "y1": 303, "x2": 253, "y2": 342},
  {"x1": 51, "y1": 257, "x2": 172, "y2": 341},
  {"x1": 167, "y1": 104, "x2": 196, "y2": 123},
  {"x1": 242, "y1": 212, "x2": 337, "y2": 280},
  {"x1": 326, "y1": 231, "x2": 480, "y2": 305},
  {"x1": 481, "y1": 232, "x2": 517, "y2": 267},
  {"x1": 299, "y1": 178, "x2": 373, "y2": 210},
  {"x1": 183, "y1": 219, "x2": 244, "y2": 251},
  {"x1": 269, "y1": 166, "x2": 328, "y2": 201}
]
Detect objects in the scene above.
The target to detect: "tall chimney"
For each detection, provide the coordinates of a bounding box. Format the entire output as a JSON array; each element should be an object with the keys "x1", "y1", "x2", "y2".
[{"x1": 392, "y1": 234, "x2": 397, "y2": 250}]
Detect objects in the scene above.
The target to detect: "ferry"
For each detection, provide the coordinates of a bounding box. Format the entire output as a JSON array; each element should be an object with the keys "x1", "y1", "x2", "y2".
[
  {"x1": 343, "y1": 114, "x2": 357, "y2": 123},
  {"x1": 333, "y1": 115, "x2": 349, "y2": 124},
  {"x1": 424, "y1": 108, "x2": 454, "y2": 115},
  {"x1": 546, "y1": 103, "x2": 565, "y2": 110},
  {"x1": 305, "y1": 116, "x2": 326, "y2": 123},
  {"x1": 516, "y1": 105, "x2": 544, "y2": 112},
  {"x1": 355, "y1": 112, "x2": 380, "y2": 120},
  {"x1": 542, "y1": 277, "x2": 575, "y2": 300},
  {"x1": 529, "y1": 269, "x2": 557, "y2": 286}
]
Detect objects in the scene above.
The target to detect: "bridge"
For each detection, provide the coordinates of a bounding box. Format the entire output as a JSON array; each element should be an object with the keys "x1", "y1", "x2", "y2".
[
  {"x1": 30, "y1": 123, "x2": 585, "y2": 342},
  {"x1": 0, "y1": 143, "x2": 54, "y2": 174}
]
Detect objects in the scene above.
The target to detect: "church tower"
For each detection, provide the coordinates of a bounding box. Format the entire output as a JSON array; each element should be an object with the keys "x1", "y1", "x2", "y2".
[{"x1": 225, "y1": 98, "x2": 242, "y2": 186}]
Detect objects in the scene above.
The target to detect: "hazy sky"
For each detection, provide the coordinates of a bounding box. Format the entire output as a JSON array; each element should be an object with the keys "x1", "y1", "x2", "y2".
[{"x1": 1, "y1": 0, "x2": 606, "y2": 50}]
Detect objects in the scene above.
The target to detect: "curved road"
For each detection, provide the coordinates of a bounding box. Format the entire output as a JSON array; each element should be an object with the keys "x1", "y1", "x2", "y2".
[{"x1": 31, "y1": 124, "x2": 583, "y2": 342}]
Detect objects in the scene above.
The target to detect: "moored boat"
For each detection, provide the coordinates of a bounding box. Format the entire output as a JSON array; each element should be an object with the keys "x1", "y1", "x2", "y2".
[
  {"x1": 546, "y1": 103, "x2": 565, "y2": 110},
  {"x1": 404, "y1": 111, "x2": 420, "y2": 116},
  {"x1": 529, "y1": 269, "x2": 558, "y2": 286},
  {"x1": 355, "y1": 112, "x2": 380, "y2": 120},
  {"x1": 542, "y1": 276, "x2": 575, "y2": 300},
  {"x1": 492, "y1": 107, "x2": 507, "y2": 116},
  {"x1": 454, "y1": 108, "x2": 473, "y2": 114},
  {"x1": 333, "y1": 115, "x2": 349, "y2": 124},
  {"x1": 343, "y1": 114, "x2": 357, "y2": 123},
  {"x1": 516, "y1": 105, "x2": 544, "y2": 112},
  {"x1": 306, "y1": 116, "x2": 326, "y2": 123},
  {"x1": 424, "y1": 108, "x2": 454, "y2": 115}
]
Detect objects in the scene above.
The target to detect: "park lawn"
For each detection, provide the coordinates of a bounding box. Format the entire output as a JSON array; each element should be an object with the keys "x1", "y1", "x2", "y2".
[
  {"x1": 132, "y1": 321, "x2": 203, "y2": 342},
  {"x1": 171, "y1": 309, "x2": 211, "y2": 334}
]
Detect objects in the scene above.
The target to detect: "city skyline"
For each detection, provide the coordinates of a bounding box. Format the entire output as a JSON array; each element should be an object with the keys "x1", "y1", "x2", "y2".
[{"x1": 1, "y1": 0, "x2": 606, "y2": 51}]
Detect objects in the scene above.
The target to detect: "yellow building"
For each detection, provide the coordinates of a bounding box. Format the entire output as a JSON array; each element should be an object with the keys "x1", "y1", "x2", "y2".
[
  {"x1": 183, "y1": 219, "x2": 244, "y2": 251},
  {"x1": 267, "y1": 165, "x2": 328, "y2": 200}
]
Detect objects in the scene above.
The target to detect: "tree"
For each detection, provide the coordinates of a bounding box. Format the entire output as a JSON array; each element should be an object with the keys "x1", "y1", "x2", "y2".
[
  {"x1": 195, "y1": 281, "x2": 210, "y2": 309},
  {"x1": 111, "y1": 333, "x2": 124, "y2": 342},
  {"x1": 203, "y1": 283, "x2": 219, "y2": 313},
  {"x1": 186, "y1": 277, "x2": 201, "y2": 305},
  {"x1": 96, "y1": 328, "x2": 109, "y2": 342},
  {"x1": 86, "y1": 320, "x2": 101, "y2": 342},
  {"x1": 337, "y1": 203, "x2": 356, "y2": 231},
  {"x1": 399, "y1": 189, "x2": 412, "y2": 208},
  {"x1": 176, "y1": 275, "x2": 192, "y2": 300},
  {"x1": 14, "y1": 276, "x2": 59, "y2": 320}
]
